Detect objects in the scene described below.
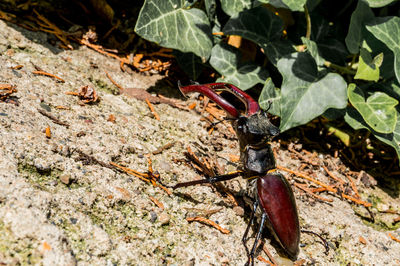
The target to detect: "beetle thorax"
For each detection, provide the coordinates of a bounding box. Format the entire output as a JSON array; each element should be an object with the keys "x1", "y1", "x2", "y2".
[{"x1": 232, "y1": 111, "x2": 279, "y2": 176}]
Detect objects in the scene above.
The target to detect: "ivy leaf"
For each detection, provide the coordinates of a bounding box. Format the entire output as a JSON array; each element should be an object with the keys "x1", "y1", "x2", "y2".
[
  {"x1": 260, "y1": 0, "x2": 306, "y2": 11},
  {"x1": 345, "y1": 107, "x2": 400, "y2": 162},
  {"x1": 174, "y1": 51, "x2": 204, "y2": 80},
  {"x1": 377, "y1": 80, "x2": 400, "y2": 101},
  {"x1": 223, "y1": 6, "x2": 283, "y2": 49},
  {"x1": 220, "y1": 0, "x2": 253, "y2": 16},
  {"x1": 277, "y1": 53, "x2": 348, "y2": 131},
  {"x1": 354, "y1": 48, "x2": 382, "y2": 81},
  {"x1": 366, "y1": 16, "x2": 400, "y2": 84},
  {"x1": 348, "y1": 83, "x2": 398, "y2": 133},
  {"x1": 279, "y1": 0, "x2": 307, "y2": 11},
  {"x1": 318, "y1": 38, "x2": 349, "y2": 65},
  {"x1": 205, "y1": 0, "x2": 217, "y2": 22},
  {"x1": 265, "y1": 40, "x2": 296, "y2": 66},
  {"x1": 210, "y1": 43, "x2": 269, "y2": 90},
  {"x1": 135, "y1": 0, "x2": 212, "y2": 61},
  {"x1": 364, "y1": 0, "x2": 398, "y2": 8},
  {"x1": 301, "y1": 37, "x2": 325, "y2": 66},
  {"x1": 259, "y1": 78, "x2": 281, "y2": 116},
  {"x1": 345, "y1": 0, "x2": 374, "y2": 54}
]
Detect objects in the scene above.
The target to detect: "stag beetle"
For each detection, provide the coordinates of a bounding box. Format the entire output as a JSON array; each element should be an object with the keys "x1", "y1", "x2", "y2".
[{"x1": 173, "y1": 82, "x2": 300, "y2": 265}]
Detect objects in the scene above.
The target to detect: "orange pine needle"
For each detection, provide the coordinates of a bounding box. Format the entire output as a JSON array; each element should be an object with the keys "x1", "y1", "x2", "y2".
[
  {"x1": 110, "y1": 162, "x2": 150, "y2": 182},
  {"x1": 262, "y1": 244, "x2": 279, "y2": 266},
  {"x1": 186, "y1": 216, "x2": 230, "y2": 234},
  {"x1": 322, "y1": 165, "x2": 345, "y2": 184},
  {"x1": 10, "y1": 65, "x2": 23, "y2": 70},
  {"x1": 341, "y1": 193, "x2": 372, "y2": 207},
  {"x1": 149, "y1": 196, "x2": 164, "y2": 210},
  {"x1": 257, "y1": 256, "x2": 274, "y2": 265},
  {"x1": 388, "y1": 233, "x2": 400, "y2": 243},
  {"x1": 55, "y1": 105, "x2": 70, "y2": 110},
  {"x1": 277, "y1": 165, "x2": 337, "y2": 193},
  {"x1": 346, "y1": 174, "x2": 360, "y2": 199},
  {"x1": 294, "y1": 183, "x2": 333, "y2": 202},
  {"x1": 32, "y1": 70, "x2": 65, "y2": 82},
  {"x1": 156, "y1": 183, "x2": 172, "y2": 195},
  {"x1": 105, "y1": 71, "x2": 124, "y2": 92},
  {"x1": 145, "y1": 98, "x2": 160, "y2": 120}
]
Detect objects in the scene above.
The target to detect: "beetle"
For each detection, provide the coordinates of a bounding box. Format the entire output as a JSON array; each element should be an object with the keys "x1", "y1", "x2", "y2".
[{"x1": 173, "y1": 82, "x2": 300, "y2": 265}]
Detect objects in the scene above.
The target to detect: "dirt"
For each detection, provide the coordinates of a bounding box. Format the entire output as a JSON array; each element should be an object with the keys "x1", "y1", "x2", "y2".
[{"x1": 0, "y1": 19, "x2": 400, "y2": 266}]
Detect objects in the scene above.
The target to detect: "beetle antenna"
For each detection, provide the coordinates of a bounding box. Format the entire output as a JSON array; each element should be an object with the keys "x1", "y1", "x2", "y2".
[
  {"x1": 301, "y1": 230, "x2": 330, "y2": 255},
  {"x1": 209, "y1": 117, "x2": 236, "y2": 128}
]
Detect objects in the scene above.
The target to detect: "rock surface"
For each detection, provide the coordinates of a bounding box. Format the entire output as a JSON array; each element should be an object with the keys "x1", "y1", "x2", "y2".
[{"x1": 0, "y1": 20, "x2": 400, "y2": 265}]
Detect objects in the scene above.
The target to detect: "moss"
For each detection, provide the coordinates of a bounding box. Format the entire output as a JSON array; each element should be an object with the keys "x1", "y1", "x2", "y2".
[
  {"x1": 0, "y1": 220, "x2": 42, "y2": 264},
  {"x1": 48, "y1": 212, "x2": 89, "y2": 260},
  {"x1": 352, "y1": 194, "x2": 400, "y2": 231},
  {"x1": 89, "y1": 76, "x2": 119, "y2": 95},
  {"x1": 17, "y1": 162, "x2": 62, "y2": 188},
  {"x1": 17, "y1": 161, "x2": 83, "y2": 190}
]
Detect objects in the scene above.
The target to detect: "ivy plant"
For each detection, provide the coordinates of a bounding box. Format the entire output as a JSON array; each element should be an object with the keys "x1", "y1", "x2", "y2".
[{"x1": 135, "y1": 0, "x2": 400, "y2": 161}]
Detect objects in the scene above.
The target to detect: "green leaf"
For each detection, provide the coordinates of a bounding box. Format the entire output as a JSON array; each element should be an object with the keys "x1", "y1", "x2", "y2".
[
  {"x1": 348, "y1": 83, "x2": 398, "y2": 133},
  {"x1": 366, "y1": 16, "x2": 400, "y2": 84},
  {"x1": 210, "y1": 43, "x2": 269, "y2": 90},
  {"x1": 265, "y1": 40, "x2": 296, "y2": 66},
  {"x1": 364, "y1": 29, "x2": 395, "y2": 80},
  {"x1": 277, "y1": 53, "x2": 348, "y2": 131},
  {"x1": 259, "y1": 78, "x2": 281, "y2": 116},
  {"x1": 345, "y1": 107, "x2": 400, "y2": 161},
  {"x1": 220, "y1": 0, "x2": 253, "y2": 16},
  {"x1": 174, "y1": 51, "x2": 204, "y2": 80},
  {"x1": 301, "y1": 37, "x2": 325, "y2": 66},
  {"x1": 354, "y1": 48, "x2": 381, "y2": 81},
  {"x1": 205, "y1": 0, "x2": 217, "y2": 20},
  {"x1": 280, "y1": 0, "x2": 307, "y2": 11},
  {"x1": 364, "y1": 0, "x2": 398, "y2": 8},
  {"x1": 318, "y1": 39, "x2": 349, "y2": 65},
  {"x1": 135, "y1": 0, "x2": 212, "y2": 61},
  {"x1": 377, "y1": 80, "x2": 400, "y2": 101},
  {"x1": 223, "y1": 6, "x2": 283, "y2": 49},
  {"x1": 345, "y1": 0, "x2": 374, "y2": 54}
]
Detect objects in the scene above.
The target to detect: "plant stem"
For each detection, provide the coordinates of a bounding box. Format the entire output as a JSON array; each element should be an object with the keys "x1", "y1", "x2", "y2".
[
  {"x1": 305, "y1": 6, "x2": 311, "y2": 39},
  {"x1": 324, "y1": 61, "x2": 356, "y2": 75}
]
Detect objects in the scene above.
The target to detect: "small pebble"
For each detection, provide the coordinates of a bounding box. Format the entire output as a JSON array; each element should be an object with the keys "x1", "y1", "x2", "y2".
[
  {"x1": 70, "y1": 217, "x2": 78, "y2": 224},
  {"x1": 150, "y1": 211, "x2": 157, "y2": 223},
  {"x1": 159, "y1": 212, "x2": 170, "y2": 225},
  {"x1": 47, "y1": 180, "x2": 58, "y2": 186},
  {"x1": 60, "y1": 174, "x2": 71, "y2": 185},
  {"x1": 233, "y1": 206, "x2": 244, "y2": 217},
  {"x1": 40, "y1": 102, "x2": 51, "y2": 112}
]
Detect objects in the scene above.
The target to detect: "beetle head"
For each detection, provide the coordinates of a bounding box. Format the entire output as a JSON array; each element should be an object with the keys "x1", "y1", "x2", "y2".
[{"x1": 233, "y1": 110, "x2": 280, "y2": 148}]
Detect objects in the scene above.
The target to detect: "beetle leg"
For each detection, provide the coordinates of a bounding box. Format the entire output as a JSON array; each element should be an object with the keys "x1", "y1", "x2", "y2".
[
  {"x1": 246, "y1": 212, "x2": 267, "y2": 266},
  {"x1": 242, "y1": 200, "x2": 258, "y2": 259},
  {"x1": 173, "y1": 171, "x2": 242, "y2": 189}
]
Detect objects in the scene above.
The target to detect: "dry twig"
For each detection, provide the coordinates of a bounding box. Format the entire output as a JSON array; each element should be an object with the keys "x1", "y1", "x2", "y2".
[{"x1": 37, "y1": 108, "x2": 70, "y2": 128}]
